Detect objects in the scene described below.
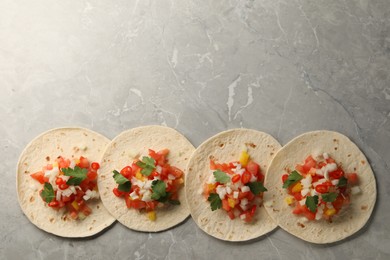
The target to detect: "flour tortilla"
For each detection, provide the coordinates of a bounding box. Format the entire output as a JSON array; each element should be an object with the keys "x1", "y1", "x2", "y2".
[
  {"x1": 17, "y1": 127, "x2": 116, "y2": 237},
  {"x1": 98, "y1": 125, "x2": 195, "y2": 232},
  {"x1": 263, "y1": 130, "x2": 377, "y2": 244},
  {"x1": 185, "y1": 129, "x2": 281, "y2": 241}
]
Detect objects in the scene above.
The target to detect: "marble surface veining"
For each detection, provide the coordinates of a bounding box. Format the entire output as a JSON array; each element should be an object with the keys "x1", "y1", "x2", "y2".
[{"x1": 1, "y1": 0, "x2": 389, "y2": 259}]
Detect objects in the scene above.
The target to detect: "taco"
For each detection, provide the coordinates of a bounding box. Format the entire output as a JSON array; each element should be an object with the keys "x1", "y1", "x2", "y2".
[
  {"x1": 97, "y1": 125, "x2": 195, "y2": 232},
  {"x1": 263, "y1": 130, "x2": 377, "y2": 244},
  {"x1": 17, "y1": 127, "x2": 116, "y2": 237},
  {"x1": 185, "y1": 129, "x2": 281, "y2": 241}
]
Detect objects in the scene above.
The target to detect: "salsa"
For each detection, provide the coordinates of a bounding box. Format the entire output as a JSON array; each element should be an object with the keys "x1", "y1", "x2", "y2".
[
  {"x1": 282, "y1": 153, "x2": 360, "y2": 221},
  {"x1": 204, "y1": 150, "x2": 267, "y2": 223},
  {"x1": 30, "y1": 156, "x2": 100, "y2": 220},
  {"x1": 112, "y1": 149, "x2": 183, "y2": 221}
]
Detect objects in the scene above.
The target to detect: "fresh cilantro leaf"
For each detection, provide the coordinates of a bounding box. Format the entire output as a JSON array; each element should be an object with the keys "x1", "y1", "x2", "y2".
[
  {"x1": 337, "y1": 176, "x2": 348, "y2": 187},
  {"x1": 157, "y1": 192, "x2": 171, "y2": 203},
  {"x1": 213, "y1": 170, "x2": 230, "y2": 184},
  {"x1": 208, "y1": 193, "x2": 222, "y2": 211},
  {"x1": 305, "y1": 195, "x2": 319, "y2": 213},
  {"x1": 322, "y1": 192, "x2": 338, "y2": 202},
  {"x1": 168, "y1": 199, "x2": 180, "y2": 205},
  {"x1": 62, "y1": 166, "x2": 87, "y2": 185},
  {"x1": 282, "y1": 170, "x2": 303, "y2": 189},
  {"x1": 151, "y1": 180, "x2": 167, "y2": 200},
  {"x1": 41, "y1": 182, "x2": 55, "y2": 203},
  {"x1": 247, "y1": 181, "x2": 267, "y2": 195},
  {"x1": 118, "y1": 182, "x2": 131, "y2": 192},
  {"x1": 136, "y1": 156, "x2": 156, "y2": 176},
  {"x1": 113, "y1": 170, "x2": 129, "y2": 184}
]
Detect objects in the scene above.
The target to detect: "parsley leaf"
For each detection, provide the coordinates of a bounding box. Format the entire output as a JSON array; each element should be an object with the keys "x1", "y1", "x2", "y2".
[
  {"x1": 305, "y1": 195, "x2": 319, "y2": 213},
  {"x1": 112, "y1": 170, "x2": 131, "y2": 192},
  {"x1": 62, "y1": 166, "x2": 87, "y2": 185},
  {"x1": 282, "y1": 170, "x2": 303, "y2": 189},
  {"x1": 337, "y1": 176, "x2": 348, "y2": 187},
  {"x1": 322, "y1": 192, "x2": 338, "y2": 202},
  {"x1": 136, "y1": 156, "x2": 156, "y2": 176},
  {"x1": 213, "y1": 170, "x2": 230, "y2": 184},
  {"x1": 41, "y1": 182, "x2": 55, "y2": 203},
  {"x1": 208, "y1": 193, "x2": 222, "y2": 211},
  {"x1": 247, "y1": 181, "x2": 267, "y2": 195},
  {"x1": 151, "y1": 180, "x2": 167, "y2": 200}
]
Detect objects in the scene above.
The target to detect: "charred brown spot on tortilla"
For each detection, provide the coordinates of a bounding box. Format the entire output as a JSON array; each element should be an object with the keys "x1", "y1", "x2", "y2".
[
  {"x1": 24, "y1": 170, "x2": 29, "y2": 174},
  {"x1": 218, "y1": 143, "x2": 224, "y2": 148},
  {"x1": 361, "y1": 205, "x2": 368, "y2": 210},
  {"x1": 209, "y1": 155, "x2": 215, "y2": 161},
  {"x1": 112, "y1": 142, "x2": 117, "y2": 148},
  {"x1": 24, "y1": 162, "x2": 28, "y2": 166},
  {"x1": 73, "y1": 147, "x2": 80, "y2": 152},
  {"x1": 101, "y1": 175, "x2": 106, "y2": 179},
  {"x1": 89, "y1": 227, "x2": 93, "y2": 230},
  {"x1": 49, "y1": 218, "x2": 54, "y2": 223},
  {"x1": 189, "y1": 167, "x2": 192, "y2": 171},
  {"x1": 272, "y1": 209, "x2": 279, "y2": 212},
  {"x1": 45, "y1": 156, "x2": 50, "y2": 161},
  {"x1": 270, "y1": 152, "x2": 274, "y2": 156},
  {"x1": 297, "y1": 222, "x2": 305, "y2": 228},
  {"x1": 62, "y1": 215, "x2": 68, "y2": 221},
  {"x1": 29, "y1": 196, "x2": 35, "y2": 202},
  {"x1": 354, "y1": 167, "x2": 357, "y2": 171},
  {"x1": 267, "y1": 144, "x2": 270, "y2": 148},
  {"x1": 334, "y1": 147, "x2": 338, "y2": 150},
  {"x1": 57, "y1": 145, "x2": 60, "y2": 150},
  {"x1": 361, "y1": 160, "x2": 366, "y2": 165},
  {"x1": 96, "y1": 205, "x2": 100, "y2": 209},
  {"x1": 348, "y1": 154, "x2": 351, "y2": 157},
  {"x1": 83, "y1": 133, "x2": 88, "y2": 137},
  {"x1": 245, "y1": 142, "x2": 256, "y2": 148},
  {"x1": 30, "y1": 213, "x2": 34, "y2": 220}
]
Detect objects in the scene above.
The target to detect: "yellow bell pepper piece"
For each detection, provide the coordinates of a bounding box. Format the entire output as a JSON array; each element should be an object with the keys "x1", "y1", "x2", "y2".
[
  {"x1": 147, "y1": 211, "x2": 156, "y2": 221},
  {"x1": 284, "y1": 196, "x2": 295, "y2": 206},
  {"x1": 136, "y1": 170, "x2": 143, "y2": 180},
  {"x1": 325, "y1": 208, "x2": 336, "y2": 216},
  {"x1": 208, "y1": 183, "x2": 216, "y2": 192},
  {"x1": 228, "y1": 198, "x2": 236, "y2": 208},
  {"x1": 239, "y1": 151, "x2": 250, "y2": 167},
  {"x1": 291, "y1": 182, "x2": 302, "y2": 193},
  {"x1": 71, "y1": 200, "x2": 79, "y2": 211}
]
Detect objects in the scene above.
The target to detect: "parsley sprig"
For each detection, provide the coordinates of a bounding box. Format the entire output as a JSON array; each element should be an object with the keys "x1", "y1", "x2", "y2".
[
  {"x1": 136, "y1": 156, "x2": 156, "y2": 176},
  {"x1": 208, "y1": 193, "x2": 222, "y2": 211},
  {"x1": 40, "y1": 182, "x2": 55, "y2": 203},
  {"x1": 62, "y1": 166, "x2": 87, "y2": 185},
  {"x1": 247, "y1": 181, "x2": 267, "y2": 195},
  {"x1": 213, "y1": 170, "x2": 230, "y2": 183},
  {"x1": 113, "y1": 170, "x2": 131, "y2": 192},
  {"x1": 283, "y1": 170, "x2": 303, "y2": 189}
]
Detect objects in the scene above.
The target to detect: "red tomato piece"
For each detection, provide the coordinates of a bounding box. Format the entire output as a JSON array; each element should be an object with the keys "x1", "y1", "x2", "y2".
[
  {"x1": 91, "y1": 162, "x2": 100, "y2": 170},
  {"x1": 329, "y1": 169, "x2": 344, "y2": 179},
  {"x1": 87, "y1": 171, "x2": 97, "y2": 181},
  {"x1": 170, "y1": 166, "x2": 183, "y2": 178},
  {"x1": 222, "y1": 199, "x2": 230, "y2": 211},
  {"x1": 346, "y1": 173, "x2": 358, "y2": 185},
  {"x1": 228, "y1": 211, "x2": 235, "y2": 220},
  {"x1": 246, "y1": 161, "x2": 260, "y2": 176},
  {"x1": 295, "y1": 164, "x2": 305, "y2": 174},
  {"x1": 282, "y1": 174, "x2": 289, "y2": 183},
  {"x1": 315, "y1": 184, "x2": 329, "y2": 193},
  {"x1": 131, "y1": 199, "x2": 146, "y2": 209},
  {"x1": 241, "y1": 171, "x2": 251, "y2": 184},
  {"x1": 31, "y1": 171, "x2": 48, "y2": 184},
  {"x1": 78, "y1": 156, "x2": 90, "y2": 168},
  {"x1": 124, "y1": 195, "x2": 132, "y2": 208},
  {"x1": 48, "y1": 201, "x2": 59, "y2": 208},
  {"x1": 113, "y1": 187, "x2": 124, "y2": 197},
  {"x1": 232, "y1": 174, "x2": 241, "y2": 183},
  {"x1": 59, "y1": 183, "x2": 69, "y2": 190},
  {"x1": 302, "y1": 156, "x2": 316, "y2": 174},
  {"x1": 120, "y1": 166, "x2": 133, "y2": 179}
]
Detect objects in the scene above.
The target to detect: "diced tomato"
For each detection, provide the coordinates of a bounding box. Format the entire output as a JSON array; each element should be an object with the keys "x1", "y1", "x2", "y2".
[
  {"x1": 246, "y1": 191, "x2": 255, "y2": 201},
  {"x1": 241, "y1": 171, "x2": 251, "y2": 184},
  {"x1": 69, "y1": 211, "x2": 78, "y2": 220},
  {"x1": 250, "y1": 205, "x2": 257, "y2": 216},
  {"x1": 146, "y1": 201, "x2": 158, "y2": 210},
  {"x1": 59, "y1": 183, "x2": 69, "y2": 190},
  {"x1": 80, "y1": 203, "x2": 92, "y2": 216},
  {"x1": 160, "y1": 165, "x2": 170, "y2": 180},
  {"x1": 62, "y1": 195, "x2": 73, "y2": 203},
  {"x1": 91, "y1": 162, "x2": 100, "y2": 170},
  {"x1": 58, "y1": 200, "x2": 65, "y2": 208},
  {"x1": 222, "y1": 199, "x2": 230, "y2": 211},
  {"x1": 120, "y1": 166, "x2": 133, "y2": 179},
  {"x1": 346, "y1": 173, "x2": 358, "y2": 185},
  {"x1": 170, "y1": 166, "x2": 183, "y2": 178},
  {"x1": 311, "y1": 174, "x2": 321, "y2": 183},
  {"x1": 30, "y1": 171, "x2": 48, "y2": 184},
  {"x1": 302, "y1": 156, "x2": 316, "y2": 174},
  {"x1": 246, "y1": 161, "x2": 260, "y2": 176},
  {"x1": 332, "y1": 195, "x2": 344, "y2": 210},
  {"x1": 243, "y1": 212, "x2": 253, "y2": 223},
  {"x1": 295, "y1": 164, "x2": 304, "y2": 173},
  {"x1": 315, "y1": 184, "x2": 329, "y2": 193},
  {"x1": 257, "y1": 173, "x2": 265, "y2": 182},
  {"x1": 293, "y1": 203, "x2": 315, "y2": 220},
  {"x1": 87, "y1": 171, "x2": 97, "y2": 181},
  {"x1": 78, "y1": 156, "x2": 90, "y2": 168},
  {"x1": 227, "y1": 211, "x2": 235, "y2": 220},
  {"x1": 131, "y1": 199, "x2": 146, "y2": 209},
  {"x1": 124, "y1": 195, "x2": 132, "y2": 208},
  {"x1": 292, "y1": 192, "x2": 303, "y2": 201},
  {"x1": 113, "y1": 187, "x2": 124, "y2": 197},
  {"x1": 210, "y1": 160, "x2": 217, "y2": 170},
  {"x1": 282, "y1": 174, "x2": 289, "y2": 183},
  {"x1": 232, "y1": 174, "x2": 241, "y2": 183},
  {"x1": 329, "y1": 169, "x2": 344, "y2": 179},
  {"x1": 48, "y1": 201, "x2": 59, "y2": 207}
]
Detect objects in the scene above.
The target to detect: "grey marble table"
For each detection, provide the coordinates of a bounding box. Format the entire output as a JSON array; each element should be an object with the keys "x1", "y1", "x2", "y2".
[{"x1": 1, "y1": 0, "x2": 389, "y2": 259}]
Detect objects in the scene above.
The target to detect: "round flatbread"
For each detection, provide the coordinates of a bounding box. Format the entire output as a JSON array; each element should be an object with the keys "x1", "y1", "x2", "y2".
[
  {"x1": 17, "y1": 127, "x2": 116, "y2": 237},
  {"x1": 185, "y1": 128, "x2": 281, "y2": 241},
  {"x1": 98, "y1": 125, "x2": 195, "y2": 232},
  {"x1": 263, "y1": 130, "x2": 377, "y2": 244}
]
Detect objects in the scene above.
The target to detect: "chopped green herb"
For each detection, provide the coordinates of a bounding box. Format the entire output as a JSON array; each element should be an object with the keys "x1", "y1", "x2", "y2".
[
  {"x1": 113, "y1": 170, "x2": 131, "y2": 192},
  {"x1": 247, "y1": 181, "x2": 267, "y2": 195},
  {"x1": 168, "y1": 200, "x2": 180, "y2": 205},
  {"x1": 41, "y1": 182, "x2": 55, "y2": 203},
  {"x1": 337, "y1": 176, "x2": 348, "y2": 187},
  {"x1": 62, "y1": 166, "x2": 87, "y2": 185},
  {"x1": 208, "y1": 193, "x2": 222, "y2": 211},
  {"x1": 213, "y1": 170, "x2": 230, "y2": 184},
  {"x1": 305, "y1": 195, "x2": 319, "y2": 213},
  {"x1": 151, "y1": 180, "x2": 167, "y2": 200},
  {"x1": 136, "y1": 156, "x2": 156, "y2": 176},
  {"x1": 282, "y1": 170, "x2": 303, "y2": 189},
  {"x1": 322, "y1": 192, "x2": 338, "y2": 203}
]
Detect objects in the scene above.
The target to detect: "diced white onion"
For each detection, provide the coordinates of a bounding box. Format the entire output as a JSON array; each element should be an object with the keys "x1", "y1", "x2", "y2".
[
  {"x1": 241, "y1": 198, "x2": 249, "y2": 206},
  {"x1": 240, "y1": 214, "x2": 246, "y2": 220},
  {"x1": 168, "y1": 174, "x2": 176, "y2": 180},
  {"x1": 69, "y1": 160, "x2": 76, "y2": 169},
  {"x1": 130, "y1": 191, "x2": 139, "y2": 200},
  {"x1": 299, "y1": 198, "x2": 307, "y2": 206},
  {"x1": 250, "y1": 174, "x2": 257, "y2": 182},
  {"x1": 301, "y1": 188, "x2": 310, "y2": 197},
  {"x1": 323, "y1": 153, "x2": 329, "y2": 160},
  {"x1": 331, "y1": 179, "x2": 339, "y2": 186},
  {"x1": 351, "y1": 186, "x2": 361, "y2": 195},
  {"x1": 156, "y1": 165, "x2": 162, "y2": 173},
  {"x1": 241, "y1": 186, "x2": 250, "y2": 193},
  {"x1": 226, "y1": 186, "x2": 232, "y2": 195},
  {"x1": 141, "y1": 190, "x2": 153, "y2": 202},
  {"x1": 326, "y1": 202, "x2": 334, "y2": 209},
  {"x1": 233, "y1": 191, "x2": 239, "y2": 199},
  {"x1": 301, "y1": 175, "x2": 312, "y2": 189},
  {"x1": 316, "y1": 169, "x2": 324, "y2": 176},
  {"x1": 216, "y1": 186, "x2": 227, "y2": 199},
  {"x1": 56, "y1": 190, "x2": 62, "y2": 201}
]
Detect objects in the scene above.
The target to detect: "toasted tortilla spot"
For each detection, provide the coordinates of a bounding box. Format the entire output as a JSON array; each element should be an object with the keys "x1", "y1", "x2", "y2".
[
  {"x1": 361, "y1": 205, "x2": 368, "y2": 210},
  {"x1": 29, "y1": 196, "x2": 35, "y2": 202},
  {"x1": 297, "y1": 222, "x2": 305, "y2": 228},
  {"x1": 246, "y1": 142, "x2": 256, "y2": 148},
  {"x1": 361, "y1": 160, "x2": 366, "y2": 165},
  {"x1": 50, "y1": 218, "x2": 54, "y2": 223},
  {"x1": 334, "y1": 147, "x2": 338, "y2": 150},
  {"x1": 219, "y1": 143, "x2": 224, "y2": 147},
  {"x1": 46, "y1": 156, "x2": 50, "y2": 161}
]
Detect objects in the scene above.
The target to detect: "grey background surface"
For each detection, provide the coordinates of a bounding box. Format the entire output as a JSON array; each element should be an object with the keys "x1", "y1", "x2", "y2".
[{"x1": 1, "y1": 0, "x2": 389, "y2": 259}]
